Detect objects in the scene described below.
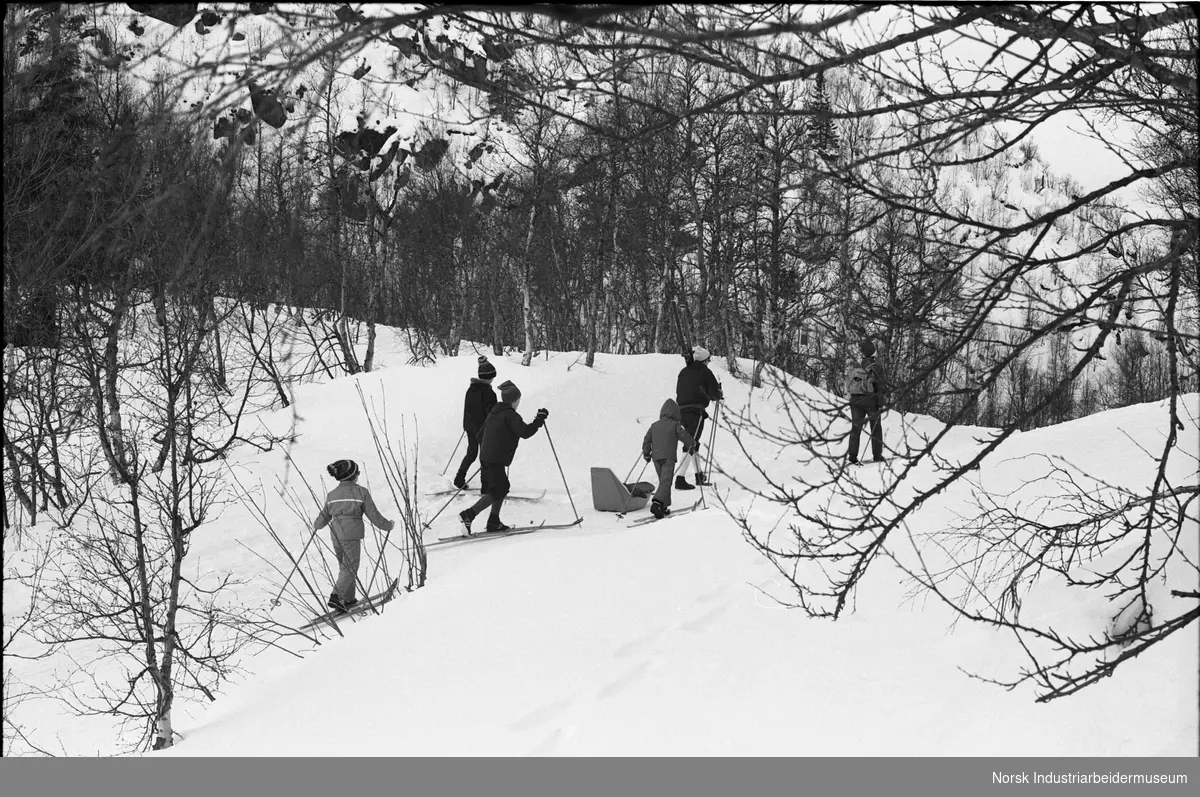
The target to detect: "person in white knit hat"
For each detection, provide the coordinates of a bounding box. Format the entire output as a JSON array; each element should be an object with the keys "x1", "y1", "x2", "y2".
[{"x1": 674, "y1": 345, "x2": 723, "y2": 489}]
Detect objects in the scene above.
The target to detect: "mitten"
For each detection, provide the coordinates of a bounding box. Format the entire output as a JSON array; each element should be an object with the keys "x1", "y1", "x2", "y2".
[{"x1": 536, "y1": 408, "x2": 549, "y2": 421}]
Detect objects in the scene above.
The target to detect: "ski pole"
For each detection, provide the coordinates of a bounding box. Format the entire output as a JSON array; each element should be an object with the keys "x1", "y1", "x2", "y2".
[
  {"x1": 424, "y1": 466, "x2": 480, "y2": 527},
  {"x1": 703, "y1": 401, "x2": 720, "y2": 474},
  {"x1": 441, "y1": 431, "x2": 465, "y2": 476},
  {"x1": 270, "y1": 525, "x2": 322, "y2": 607},
  {"x1": 699, "y1": 401, "x2": 721, "y2": 508},
  {"x1": 616, "y1": 455, "x2": 651, "y2": 518},
  {"x1": 543, "y1": 423, "x2": 580, "y2": 521},
  {"x1": 620, "y1": 450, "x2": 643, "y2": 488}
]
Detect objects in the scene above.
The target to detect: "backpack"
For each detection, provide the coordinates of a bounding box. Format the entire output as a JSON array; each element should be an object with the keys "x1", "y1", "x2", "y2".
[{"x1": 846, "y1": 361, "x2": 875, "y2": 396}]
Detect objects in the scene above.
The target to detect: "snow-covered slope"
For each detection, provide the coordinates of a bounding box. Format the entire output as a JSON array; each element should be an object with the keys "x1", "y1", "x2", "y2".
[
  {"x1": 6, "y1": 322, "x2": 1196, "y2": 756},
  {"x1": 149, "y1": 335, "x2": 1195, "y2": 756}
]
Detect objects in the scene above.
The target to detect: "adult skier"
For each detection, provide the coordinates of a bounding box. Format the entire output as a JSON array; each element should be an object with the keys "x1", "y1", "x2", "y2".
[
  {"x1": 458, "y1": 380, "x2": 548, "y2": 534},
  {"x1": 674, "y1": 346, "x2": 723, "y2": 489}
]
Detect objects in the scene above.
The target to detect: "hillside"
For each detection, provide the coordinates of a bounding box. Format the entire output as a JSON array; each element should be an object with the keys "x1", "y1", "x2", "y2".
[{"x1": 5, "y1": 319, "x2": 1197, "y2": 755}]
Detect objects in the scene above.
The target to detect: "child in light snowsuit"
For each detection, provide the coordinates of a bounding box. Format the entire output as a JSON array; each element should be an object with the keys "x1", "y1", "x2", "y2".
[
  {"x1": 642, "y1": 398, "x2": 699, "y2": 519},
  {"x1": 313, "y1": 459, "x2": 395, "y2": 613},
  {"x1": 847, "y1": 339, "x2": 886, "y2": 464},
  {"x1": 458, "y1": 381, "x2": 548, "y2": 535},
  {"x1": 675, "y1": 346, "x2": 723, "y2": 489},
  {"x1": 454, "y1": 356, "x2": 498, "y2": 490}
]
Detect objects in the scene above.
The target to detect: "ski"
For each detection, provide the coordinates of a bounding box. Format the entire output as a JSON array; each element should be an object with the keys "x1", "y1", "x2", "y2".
[
  {"x1": 627, "y1": 500, "x2": 703, "y2": 527},
  {"x1": 299, "y1": 578, "x2": 401, "y2": 631},
  {"x1": 426, "y1": 489, "x2": 546, "y2": 502},
  {"x1": 426, "y1": 517, "x2": 583, "y2": 548}
]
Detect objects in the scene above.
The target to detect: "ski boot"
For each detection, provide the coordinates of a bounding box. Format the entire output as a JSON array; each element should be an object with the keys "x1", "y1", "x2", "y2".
[{"x1": 327, "y1": 593, "x2": 349, "y2": 615}]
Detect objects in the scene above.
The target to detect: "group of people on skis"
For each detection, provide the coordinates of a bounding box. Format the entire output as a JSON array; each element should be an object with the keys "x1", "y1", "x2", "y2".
[{"x1": 313, "y1": 340, "x2": 886, "y2": 615}]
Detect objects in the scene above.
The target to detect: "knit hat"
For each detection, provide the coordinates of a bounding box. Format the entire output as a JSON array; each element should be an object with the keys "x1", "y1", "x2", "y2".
[
  {"x1": 859, "y1": 339, "x2": 877, "y2": 358},
  {"x1": 327, "y1": 459, "x2": 359, "y2": 482},
  {"x1": 477, "y1": 356, "x2": 496, "y2": 381},
  {"x1": 691, "y1": 346, "x2": 710, "y2": 363},
  {"x1": 498, "y1": 380, "x2": 521, "y2": 405}
]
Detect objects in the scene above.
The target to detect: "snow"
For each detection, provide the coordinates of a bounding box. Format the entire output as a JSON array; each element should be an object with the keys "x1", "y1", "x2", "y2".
[
  {"x1": 4, "y1": 309, "x2": 1197, "y2": 757},
  {"x1": 5, "y1": 328, "x2": 1166, "y2": 756}
]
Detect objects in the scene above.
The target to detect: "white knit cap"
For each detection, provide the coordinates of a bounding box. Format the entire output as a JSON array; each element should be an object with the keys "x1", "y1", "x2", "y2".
[{"x1": 692, "y1": 346, "x2": 710, "y2": 363}]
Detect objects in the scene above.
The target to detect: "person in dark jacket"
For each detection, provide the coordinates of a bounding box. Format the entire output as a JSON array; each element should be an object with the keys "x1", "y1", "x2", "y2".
[
  {"x1": 674, "y1": 346, "x2": 723, "y2": 489},
  {"x1": 847, "y1": 339, "x2": 886, "y2": 464},
  {"x1": 642, "y1": 398, "x2": 699, "y2": 518},
  {"x1": 459, "y1": 381, "x2": 548, "y2": 534},
  {"x1": 453, "y1": 356, "x2": 498, "y2": 490},
  {"x1": 313, "y1": 459, "x2": 395, "y2": 614}
]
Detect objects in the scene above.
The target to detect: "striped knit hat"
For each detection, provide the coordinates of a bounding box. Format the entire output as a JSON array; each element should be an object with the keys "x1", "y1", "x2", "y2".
[
  {"x1": 327, "y1": 459, "x2": 359, "y2": 482},
  {"x1": 477, "y1": 356, "x2": 497, "y2": 381}
]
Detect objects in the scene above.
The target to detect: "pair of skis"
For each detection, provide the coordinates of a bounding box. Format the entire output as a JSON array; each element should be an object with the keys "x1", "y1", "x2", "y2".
[
  {"x1": 427, "y1": 517, "x2": 583, "y2": 548},
  {"x1": 425, "y1": 489, "x2": 546, "y2": 502},
  {"x1": 627, "y1": 499, "x2": 704, "y2": 527},
  {"x1": 300, "y1": 578, "x2": 401, "y2": 632}
]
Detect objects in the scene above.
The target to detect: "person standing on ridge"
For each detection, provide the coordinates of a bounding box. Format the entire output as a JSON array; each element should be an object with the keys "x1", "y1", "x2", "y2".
[
  {"x1": 313, "y1": 459, "x2": 395, "y2": 614},
  {"x1": 642, "y1": 398, "x2": 699, "y2": 519},
  {"x1": 675, "y1": 345, "x2": 723, "y2": 489},
  {"x1": 459, "y1": 380, "x2": 548, "y2": 535},
  {"x1": 454, "y1": 356, "x2": 497, "y2": 490},
  {"x1": 847, "y1": 338, "x2": 886, "y2": 465}
]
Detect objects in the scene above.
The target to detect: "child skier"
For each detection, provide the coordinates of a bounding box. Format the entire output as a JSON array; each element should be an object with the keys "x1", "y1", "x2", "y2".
[
  {"x1": 642, "y1": 398, "x2": 699, "y2": 519},
  {"x1": 675, "y1": 345, "x2": 723, "y2": 489},
  {"x1": 453, "y1": 356, "x2": 498, "y2": 490},
  {"x1": 313, "y1": 459, "x2": 395, "y2": 614},
  {"x1": 459, "y1": 381, "x2": 549, "y2": 535}
]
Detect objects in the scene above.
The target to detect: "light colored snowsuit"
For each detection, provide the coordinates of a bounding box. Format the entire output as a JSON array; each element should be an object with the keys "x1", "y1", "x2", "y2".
[{"x1": 313, "y1": 481, "x2": 393, "y2": 601}]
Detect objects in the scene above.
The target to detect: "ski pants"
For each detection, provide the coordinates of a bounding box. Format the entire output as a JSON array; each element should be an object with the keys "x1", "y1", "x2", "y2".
[
  {"x1": 652, "y1": 458, "x2": 676, "y2": 508},
  {"x1": 849, "y1": 396, "x2": 883, "y2": 462},
  {"x1": 331, "y1": 534, "x2": 362, "y2": 602},
  {"x1": 467, "y1": 464, "x2": 510, "y2": 521},
  {"x1": 455, "y1": 432, "x2": 481, "y2": 485},
  {"x1": 680, "y1": 408, "x2": 706, "y2": 476}
]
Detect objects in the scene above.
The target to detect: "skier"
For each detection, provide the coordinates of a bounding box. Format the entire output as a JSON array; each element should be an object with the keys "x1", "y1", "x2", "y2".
[
  {"x1": 642, "y1": 398, "x2": 699, "y2": 519},
  {"x1": 313, "y1": 459, "x2": 395, "y2": 614},
  {"x1": 453, "y1": 356, "x2": 498, "y2": 490},
  {"x1": 674, "y1": 345, "x2": 723, "y2": 489},
  {"x1": 458, "y1": 380, "x2": 549, "y2": 534},
  {"x1": 847, "y1": 338, "x2": 886, "y2": 464}
]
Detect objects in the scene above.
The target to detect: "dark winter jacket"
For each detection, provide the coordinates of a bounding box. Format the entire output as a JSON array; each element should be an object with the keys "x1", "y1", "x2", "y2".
[
  {"x1": 463, "y1": 378, "x2": 497, "y2": 434},
  {"x1": 642, "y1": 399, "x2": 698, "y2": 462},
  {"x1": 676, "y1": 360, "x2": 723, "y2": 411},
  {"x1": 479, "y1": 403, "x2": 544, "y2": 467},
  {"x1": 313, "y1": 481, "x2": 394, "y2": 541}
]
